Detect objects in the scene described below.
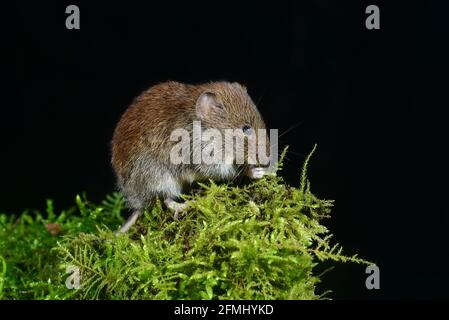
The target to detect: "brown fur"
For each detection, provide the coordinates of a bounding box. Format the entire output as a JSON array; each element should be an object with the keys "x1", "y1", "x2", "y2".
[{"x1": 111, "y1": 81, "x2": 266, "y2": 212}]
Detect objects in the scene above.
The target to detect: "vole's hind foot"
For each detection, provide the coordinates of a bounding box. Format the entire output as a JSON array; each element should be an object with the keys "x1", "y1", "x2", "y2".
[
  {"x1": 164, "y1": 198, "x2": 190, "y2": 220},
  {"x1": 115, "y1": 209, "x2": 143, "y2": 234}
]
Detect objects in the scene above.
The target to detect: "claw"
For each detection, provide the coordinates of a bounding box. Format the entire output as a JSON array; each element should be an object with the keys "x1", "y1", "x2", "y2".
[{"x1": 164, "y1": 198, "x2": 189, "y2": 220}]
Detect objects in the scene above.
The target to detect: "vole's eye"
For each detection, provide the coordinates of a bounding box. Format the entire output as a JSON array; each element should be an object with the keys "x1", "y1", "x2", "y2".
[{"x1": 242, "y1": 124, "x2": 252, "y2": 135}]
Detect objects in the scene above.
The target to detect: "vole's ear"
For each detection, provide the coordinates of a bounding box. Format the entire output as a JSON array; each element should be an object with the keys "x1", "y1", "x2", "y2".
[
  {"x1": 196, "y1": 91, "x2": 223, "y2": 119},
  {"x1": 232, "y1": 82, "x2": 247, "y2": 91}
]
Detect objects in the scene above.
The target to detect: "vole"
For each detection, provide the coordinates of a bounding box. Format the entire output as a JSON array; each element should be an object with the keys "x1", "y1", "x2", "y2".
[{"x1": 111, "y1": 81, "x2": 270, "y2": 233}]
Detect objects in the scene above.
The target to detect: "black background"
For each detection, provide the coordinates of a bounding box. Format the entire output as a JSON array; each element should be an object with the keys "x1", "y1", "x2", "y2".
[{"x1": 4, "y1": 0, "x2": 449, "y2": 299}]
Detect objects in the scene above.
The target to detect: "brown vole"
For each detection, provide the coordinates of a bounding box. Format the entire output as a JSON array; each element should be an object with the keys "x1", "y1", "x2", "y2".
[{"x1": 111, "y1": 81, "x2": 270, "y2": 233}]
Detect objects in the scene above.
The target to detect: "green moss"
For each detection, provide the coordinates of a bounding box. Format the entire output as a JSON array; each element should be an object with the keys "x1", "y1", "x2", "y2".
[{"x1": 0, "y1": 146, "x2": 369, "y2": 300}]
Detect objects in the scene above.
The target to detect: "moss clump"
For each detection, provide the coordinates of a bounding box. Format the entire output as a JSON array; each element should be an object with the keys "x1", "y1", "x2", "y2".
[
  {"x1": 0, "y1": 146, "x2": 369, "y2": 300},
  {"x1": 0, "y1": 194, "x2": 124, "y2": 299}
]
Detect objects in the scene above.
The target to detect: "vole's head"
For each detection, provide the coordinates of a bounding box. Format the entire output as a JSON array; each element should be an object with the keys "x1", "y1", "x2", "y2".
[{"x1": 195, "y1": 82, "x2": 270, "y2": 178}]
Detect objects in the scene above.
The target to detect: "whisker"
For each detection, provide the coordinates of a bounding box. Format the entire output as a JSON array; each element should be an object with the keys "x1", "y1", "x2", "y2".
[
  {"x1": 278, "y1": 121, "x2": 304, "y2": 138},
  {"x1": 234, "y1": 165, "x2": 245, "y2": 182}
]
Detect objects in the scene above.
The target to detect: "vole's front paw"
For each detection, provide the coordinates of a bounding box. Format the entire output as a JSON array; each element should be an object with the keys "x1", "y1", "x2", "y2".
[{"x1": 246, "y1": 166, "x2": 270, "y2": 179}]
